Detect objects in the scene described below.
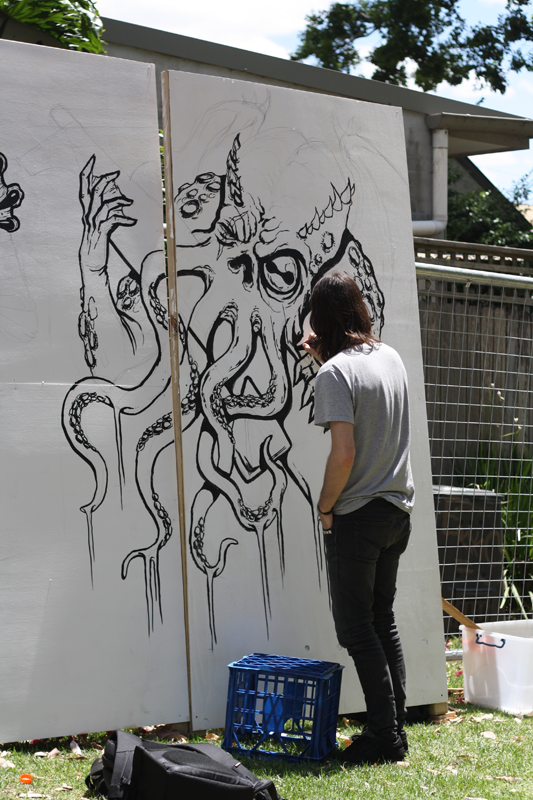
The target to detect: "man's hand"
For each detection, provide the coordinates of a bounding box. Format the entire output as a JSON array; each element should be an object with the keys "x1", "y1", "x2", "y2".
[
  {"x1": 302, "y1": 334, "x2": 323, "y2": 363},
  {"x1": 318, "y1": 509, "x2": 333, "y2": 531}
]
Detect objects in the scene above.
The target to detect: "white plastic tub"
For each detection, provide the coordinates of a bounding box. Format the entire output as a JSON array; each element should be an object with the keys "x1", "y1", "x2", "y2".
[{"x1": 461, "y1": 620, "x2": 533, "y2": 714}]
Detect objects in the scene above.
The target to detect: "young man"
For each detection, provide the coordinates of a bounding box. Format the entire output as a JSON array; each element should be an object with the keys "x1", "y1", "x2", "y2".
[{"x1": 302, "y1": 271, "x2": 415, "y2": 766}]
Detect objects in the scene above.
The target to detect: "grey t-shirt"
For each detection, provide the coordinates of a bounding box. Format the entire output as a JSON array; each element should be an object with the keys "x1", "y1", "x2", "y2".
[{"x1": 314, "y1": 342, "x2": 415, "y2": 515}]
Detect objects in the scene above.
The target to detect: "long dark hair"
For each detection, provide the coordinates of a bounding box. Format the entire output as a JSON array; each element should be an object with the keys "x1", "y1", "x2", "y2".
[{"x1": 309, "y1": 271, "x2": 378, "y2": 362}]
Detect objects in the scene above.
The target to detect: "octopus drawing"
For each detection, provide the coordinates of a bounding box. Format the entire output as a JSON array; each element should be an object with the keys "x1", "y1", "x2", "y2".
[
  {"x1": 62, "y1": 123, "x2": 385, "y2": 644},
  {"x1": 174, "y1": 127, "x2": 385, "y2": 645}
]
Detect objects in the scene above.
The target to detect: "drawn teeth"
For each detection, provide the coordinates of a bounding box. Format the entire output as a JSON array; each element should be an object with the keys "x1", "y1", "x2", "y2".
[
  {"x1": 340, "y1": 181, "x2": 352, "y2": 204},
  {"x1": 332, "y1": 185, "x2": 343, "y2": 211}
]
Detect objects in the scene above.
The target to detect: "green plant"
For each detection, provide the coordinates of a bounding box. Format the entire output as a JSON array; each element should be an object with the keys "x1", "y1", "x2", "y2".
[
  {"x1": 447, "y1": 165, "x2": 533, "y2": 249},
  {"x1": 453, "y1": 387, "x2": 533, "y2": 617},
  {"x1": 0, "y1": 0, "x2": 104, "y2": 54}
]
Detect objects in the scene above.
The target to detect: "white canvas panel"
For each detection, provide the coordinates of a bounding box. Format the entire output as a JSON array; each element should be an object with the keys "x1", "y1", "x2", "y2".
[
  {"x1": 163, "y1": 71, "x2": 447, "y2": 729},
  {"x1": 0, "y1": 40, "x2": 189, "y2": 742}
]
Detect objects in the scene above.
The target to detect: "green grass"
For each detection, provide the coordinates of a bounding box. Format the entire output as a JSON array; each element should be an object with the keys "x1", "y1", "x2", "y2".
[{"x1": 2, "y1": 667, "x2": 532, "y2": 800}]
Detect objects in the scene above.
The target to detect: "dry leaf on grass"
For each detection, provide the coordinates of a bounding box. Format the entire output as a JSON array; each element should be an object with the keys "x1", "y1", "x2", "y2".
[
  {"x1": 481, "y1": 731, "x2": 497, "y2": 740},
  {"x1": 431, "y1": 710, "x2": 458, "y2": 724},
  {"x1": 149, "y1": 724, "x2": 188, "y2": 742},
  {"x1": 472, "y1": 714, "x2": 493, "y2": 722},
  {"x1": 445, "y1": 766, "x2": 458, "y2": 775},
  {"x1": 427, "y1": 768, "x2": 441, "y2": 775},
  {"x1": 495, "y1": 776, "x2": 520, "y2": 782},
  {"x1": 0, "y1": 757, "x2": 15, "y2": 768},
  {"x1": 32, "y1": 754, "x2": 48, "y2": 759},
  {"x1": 466, "y1": 797, "x2": 490, "y2": 800},
  {"x1": 26, "y1": 793, "x2": 48, "y2": 798},
  {"x1": 69, "y1": 741, "x2": 82, "y2": 756},
  {"x1": 205, "y1": 733, "x2": 220, "y2": 741},
  {"x1": 90, "y1": 743, "x2": 104, "y2": 751},
  {"x1": 395, "y1": 760, "x2": 410, "y2": 767},
  {"x1": 47, "y1": 749, "x2": 59, "y2": 759}
]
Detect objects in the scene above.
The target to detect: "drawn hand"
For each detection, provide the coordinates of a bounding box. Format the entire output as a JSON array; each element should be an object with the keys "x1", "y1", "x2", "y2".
[
  {"x1": 301, "y1": 334, "x2": 323, "y2": 363},
  {"x1": 79, "y1": 155, "x2": 137, "y2": 274}
]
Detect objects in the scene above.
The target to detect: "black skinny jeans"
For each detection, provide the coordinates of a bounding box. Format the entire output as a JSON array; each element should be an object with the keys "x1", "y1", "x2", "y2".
[{"x1": 324, "y1": 498, "x2": 411, "y2": 741}]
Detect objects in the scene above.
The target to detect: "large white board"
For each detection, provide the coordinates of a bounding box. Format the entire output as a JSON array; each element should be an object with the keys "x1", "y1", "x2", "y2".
[
  {"x1": 0, "y1": 40, "x2": 189, "y2": 743},
  {"x1": 163, "y1": 71, "x2": 448, "y2": 729}
]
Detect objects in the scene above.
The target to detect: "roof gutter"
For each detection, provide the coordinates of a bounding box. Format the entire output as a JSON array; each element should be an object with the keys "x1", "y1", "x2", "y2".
[{"x1": 412, "y1": 128, "x2": 448, "y2": 237}]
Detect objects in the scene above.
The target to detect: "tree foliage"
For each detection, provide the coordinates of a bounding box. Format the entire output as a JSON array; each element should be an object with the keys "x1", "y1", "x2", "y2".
[
  {"x1": 447, "y1": 167, "x2": 533, "y2": 249},
  {"x1": 291, "y1": 0, "x2": 533, "y2": 93},
  {"x1": 0, "y1": 0, "x2": 104, "y2": 54}
]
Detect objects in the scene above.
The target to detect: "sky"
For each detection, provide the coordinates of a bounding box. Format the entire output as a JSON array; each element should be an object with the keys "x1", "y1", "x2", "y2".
[{"x1": 97, "y1": 0, "x2": 533, "y2": 198}]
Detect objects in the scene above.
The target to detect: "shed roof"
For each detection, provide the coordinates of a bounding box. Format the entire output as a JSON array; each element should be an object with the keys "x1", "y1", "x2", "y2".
[{"x1": 102, "y1": 17, "x2": 533, "y2": 158}]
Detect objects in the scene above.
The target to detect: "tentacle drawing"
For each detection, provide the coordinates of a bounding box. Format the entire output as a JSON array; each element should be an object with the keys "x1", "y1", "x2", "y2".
[
  {"x1": 61, "y1": 384, "x2": 113, "y2": 583},
  {"x1": 189, "y1": 485, "x2": 239, "y2": 648},
  {"x1": 64, "y1": 155, "x2": 176, "y2": 627},
  {"x1": 196, "y1": 428, "x2": 287, "y2": 641},
  {"x1": 122, "y1": 415, "x2": 175, "y2": 633}
]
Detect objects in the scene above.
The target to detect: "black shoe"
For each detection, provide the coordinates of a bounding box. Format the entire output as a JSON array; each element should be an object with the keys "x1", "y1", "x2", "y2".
[
  {"x1": 340, "y1": 732, "x2": 405, "y2": 765},
  {"x1": 352, "y1": 725, "x2": 408, "y2": 752}
]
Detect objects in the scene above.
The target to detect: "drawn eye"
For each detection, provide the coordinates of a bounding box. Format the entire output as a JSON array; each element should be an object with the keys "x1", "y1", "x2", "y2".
[{"x1": 259, "y1": 251, "x2": 303, "y2": 302}]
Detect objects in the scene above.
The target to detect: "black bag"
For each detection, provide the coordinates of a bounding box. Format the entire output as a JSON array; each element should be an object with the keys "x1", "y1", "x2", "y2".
[{"x1": 85, "y1": 730, "x2": 284, "y2": 800}]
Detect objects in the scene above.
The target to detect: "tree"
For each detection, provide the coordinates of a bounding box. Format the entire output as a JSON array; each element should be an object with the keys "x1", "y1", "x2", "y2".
[
  {"x1": 291, "y1": 0, "x2": 533, "y2": 93},
  {"x1": 0, "y1": 0, "x2": 104, "y2": 54},
  {"x1": 447, "y1": 166, "x2": 533, "y2": 249}
]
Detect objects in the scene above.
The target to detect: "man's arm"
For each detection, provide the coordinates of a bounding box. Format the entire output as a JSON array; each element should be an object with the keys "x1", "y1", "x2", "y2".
[{"x1": 317, "y1": 420, "x2": 355, "y2": 531}]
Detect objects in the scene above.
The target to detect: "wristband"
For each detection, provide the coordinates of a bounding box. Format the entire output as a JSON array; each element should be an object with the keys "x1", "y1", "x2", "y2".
[{"x1": 317, "y1": 504, "x2": 334, "y2": 515}]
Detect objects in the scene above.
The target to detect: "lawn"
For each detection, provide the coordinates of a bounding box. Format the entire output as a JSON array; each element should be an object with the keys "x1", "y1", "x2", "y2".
[{"x1": 1, "y1": 660, "x2": 532, "y2": 799}]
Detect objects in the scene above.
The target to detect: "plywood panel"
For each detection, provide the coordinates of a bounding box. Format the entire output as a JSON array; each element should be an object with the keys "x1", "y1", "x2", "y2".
[
  {"x1": 0, "y1": 40, "x2": 188, "y2": 742},
  {"x1": 163, "y1": 71, "x2": 447, "y2": 728}
]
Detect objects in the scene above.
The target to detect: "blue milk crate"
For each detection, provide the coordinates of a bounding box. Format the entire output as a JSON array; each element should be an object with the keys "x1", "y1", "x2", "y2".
[{"x1": 222, "y1": 654, "x2": 344, "y2": 761}]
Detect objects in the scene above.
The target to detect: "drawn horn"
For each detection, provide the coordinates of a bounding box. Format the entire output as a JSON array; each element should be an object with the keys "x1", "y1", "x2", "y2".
[{"x1": 226, "y1": 134, "x2": 244, "y2": 208}]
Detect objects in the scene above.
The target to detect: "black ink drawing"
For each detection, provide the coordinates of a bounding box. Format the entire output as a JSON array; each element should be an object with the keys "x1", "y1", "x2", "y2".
[
  {"x1": 62, "y1": 155, "x2": 172, "y2": 633},
  {"x1": 0, "y1": 153, "x2": 24, "y2": 232},
  {"x1": 175, "y1": 130, "x2": 385, "y2": 646},
  {"x1": 61, "y1": 127, "x2": 385, "y2": 645}
]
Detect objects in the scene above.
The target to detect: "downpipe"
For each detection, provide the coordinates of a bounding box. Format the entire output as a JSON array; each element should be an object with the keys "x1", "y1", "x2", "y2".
[{"x1": 412, "y1": 129, "x2": 449, "y2": 237}]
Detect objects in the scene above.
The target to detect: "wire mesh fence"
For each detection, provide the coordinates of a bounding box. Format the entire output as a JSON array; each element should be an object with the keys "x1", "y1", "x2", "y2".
[{"x1": 415, "y1": 242, "x2": 533, "y2": 634}]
